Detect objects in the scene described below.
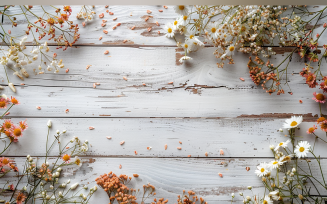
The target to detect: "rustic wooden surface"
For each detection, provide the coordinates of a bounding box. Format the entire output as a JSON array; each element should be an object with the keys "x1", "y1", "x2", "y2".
[{"x1": 1, "y1": 5, "x2": 327, "y2": 203}]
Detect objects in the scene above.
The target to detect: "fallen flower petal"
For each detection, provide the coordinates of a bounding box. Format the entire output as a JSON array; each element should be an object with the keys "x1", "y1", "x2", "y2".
[
  {"x1": 177, "y1": 147, "x2": 182, "y2": 150},
  {"x1": 93, "y1": 83, "x2": 96, "y2": 88},
  {"x1": 147, "y1": 10, "x2": 152, "y2": 14},
  {"x1": 164, "y1": 144, "x2": 167, "y2": 150},
  {"x1": 65, "y1": 109, "x2": 69, "y2": 113},
  {"x1": 147, "y1": 147, "x2": 152, "y2": 150},
  {"x1": 106, "y1": 136, "x2": 112, "y2": 139},
  {"x1": 218, "y1": 173, "x2": 223, "y2": 178},
  {"x1": 104, "y1": 50, "x2": 109, "y2": 55},
  {"x1": 239, "y1": 77, "x2": 245, "y2": 81},
  {"x1": 220, "y1": 149, "x2": 224, "y2": 155},
  {"x1": 89, "y1": 126, "x2": 95, "y2": 130},
  {"x1": 123, "y1": 76, "x2": 127, "y2": 81},
  {"x1": 86, "y1": 65, "x2": 92, "y2": 69},
  {"x1": 36, "y1": 106, "x2": 41, "y2": 110},
  {"x1": 65, "y1": 68, "x2": 69, "y2": 73},
  {"x1": 133, "y1": 174, "x2": 139, "y2": 177},
  {"x1": 119, "y1": 164, "x2": 122, "y2": 169},
  {"x1": 120, "y1": 141, "x2": 125, "y2": 145},
  {"x1": 134, "y1": 151, "x2": 138, "y2": 155}
]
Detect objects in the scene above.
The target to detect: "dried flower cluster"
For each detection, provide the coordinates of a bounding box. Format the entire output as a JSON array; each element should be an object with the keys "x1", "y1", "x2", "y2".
[
  {"x1": 0, "y1": 120, "x2": 95, "y2": 203},
  {"x1": 96, "y1": 172, "x2": 207, "y2": 204},
  {"x1": 0, "y1": 94, "x2": 26, "y2": 154},
  {"x1": 0, "y1": 5, "x2": 80, "y2": 92},
  {"x1": 167, "y1": 5, "x2": 327, "y2": 95}
]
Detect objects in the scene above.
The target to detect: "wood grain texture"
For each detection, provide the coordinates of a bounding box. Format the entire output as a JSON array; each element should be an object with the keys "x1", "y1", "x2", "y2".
[
  {"x1": 0, "y1": 47, "x2": 325, "y2": 118},
  {"x1": 2, "y1": 118, "x2": 326, "y2": 157},
  {"x1": 1, "y1": 5, "x2": 327, "y2": 203},
  {"x1": 1, "y1": 5, "x2": 327, "y2": 46},
  {"x1": 1, "y1": 157, "x2": 327, "y2": 203}
]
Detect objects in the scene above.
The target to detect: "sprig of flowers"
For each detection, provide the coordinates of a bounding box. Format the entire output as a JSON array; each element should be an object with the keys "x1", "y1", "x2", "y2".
[
  {"x1": 0, "y1": 120, "x2": 95, "y2": 203},
  {"x1": 0, "y1": 94, "x2": 26, "y2": 155},
  {"x1": 0, "y1": 5, "x2": 80, "y2": 91},
  {"x1": 167, "y1": 5, "x2": 327, "y2": 95}
]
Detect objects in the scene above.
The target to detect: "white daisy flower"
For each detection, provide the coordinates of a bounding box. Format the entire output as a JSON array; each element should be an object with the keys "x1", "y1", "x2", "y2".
[
  {"x1": 262, "y1": 195, "x2": 273, "y2": 204},
  {"x1": 179, "y1": 56, "x2": 192, "y2": 64},
  {"x1": 74, "y1": 156, "x2": 82, "y2": 167},
  {"x1": 274, "y1": 139, "x2": 290, "y2": 151},
  {"x1": 181, "y1": 41, "x2": 192, "y2": 53},
  {"x1": 226, "y1": 44, "x2": 236, "y2": 56},
  {"x1": 172, "y1": 19, "x2": 179, "y2": 31},
  {"x1": 165, "y1": 22, "x2": 174, "y2": 38},
  {"x1": 294, "y1": 141, "x2": 311, "y2": 158},
  {"x1": 255, "y1": 162, "x2": 269, "y2": 177},
  {"x1": 283, "y1": 116, "x2": 303, "y2": 129},
  {"x1": 185, "y1": 30, "x2": 196, "y2": 41},
  {"x1": 174, "y1": 5, "x2": 188, "y2": 16},
  {"x1": 268, "y1": 160, "x2": 283, "y2": 169},
  {"x1": 269, "y1": 190, "x2": 280, "y2": 201},
  {"x1": 178, "y1": 15, "x2": 189, "y2": 27},
  {"x1": 205, "y1": 22, "x2": 219, "y2": 39}
]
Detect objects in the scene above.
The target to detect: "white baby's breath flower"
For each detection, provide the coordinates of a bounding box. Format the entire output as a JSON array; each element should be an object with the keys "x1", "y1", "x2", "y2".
[
  {"x1": 255, "y1": 162, "x2": 269, "y2": 177},
  {"x1": 164, "y1": 22, "x2": 174, "y2": 38},
  {"x1": 70, "y1": 183, "x2": 79, "y2": 190},
  {"x1": 179, "y1": 56, "x2": 192, "y2": 64},
  {"x1": 294, "y1": 141, "x2": 311, "y2": 158},
  {"x1": 274, "y1": 139, "x2": 290, "y2": 151},
  {"x1": 283, "y1": 116, "x2": 302, "y2": 129},
  {"x1": 47, "y1": 120, "x2": 52, "y2": 128},
  {"x1": 8, "y1": 83, "x2": 16, "y2": 93},
  {"x1": 174, "y1": 5, "x2": 188, "y2": 16}
]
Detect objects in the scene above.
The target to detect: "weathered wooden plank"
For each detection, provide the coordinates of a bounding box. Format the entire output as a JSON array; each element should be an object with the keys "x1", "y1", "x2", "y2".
[
  {"x1": 1, "y1": 5, "x2": 327, "y2": 46},
  {"x1": 0, "y1": 82, "x2": 323, "y2": 118},
  {"x1": 1, "y1": 157, "x2": 326, "y2": 203},
  {"x1": 1, "y1": 118, "x2": 326, "y2": 157},
  {"x1": 0, "y1": 46, "x2": 324, "y2": 90}
]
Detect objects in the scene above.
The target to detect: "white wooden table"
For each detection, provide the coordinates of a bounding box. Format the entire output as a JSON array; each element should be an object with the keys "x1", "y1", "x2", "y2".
[{"x1": 1, "y1": 5, "x2": 327, "y2": 203}]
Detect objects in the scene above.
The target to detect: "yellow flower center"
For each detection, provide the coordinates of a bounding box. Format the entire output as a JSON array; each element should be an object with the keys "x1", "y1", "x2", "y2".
[
  {"x1": 290, "y1": 121, "x2": 298, "y2": 127},
  {"x1": 183, "y1": 16, "x2": 187, "y2": 21},
  {"x1": 299, "y1": 147, "x2": 305, "y2": 152},
  {"x1": 63, "y1": 154, "x2": 70, "y2": 161},
  {"x1": 260, "y1": 168, "x2": 265, "y2": 172},
  {"x1": 316, "y1": 93, "x2": 325, "y2": 101},
  {"x1": 211, "y1": 27, "x2": 216, "y2": 33},
  {"x1": 184, "y1": 44, "x2": 188, "y2": 48},
  {"x1": 13, "y1": 128, "x2": 22, "y2": 137},
  {"x1": 308, "y1": 127, "x2": 314, "y2": 133},
  {"x1": 167, "y1": 28, "x2": 172, "y2": 33},
  {"x1": 189, "y1": 35, "x2": 194, "y2": 39},
  {"x1": 279, "y1": 142, "x2": 283, "y2": 146},
  {"x1": 4, "y1": 122, "x2": 11, "y2": 129},
  {"x1": 11, "y1": 98, "x2": 18, "y2": 104},
  {"x1": 75, "y1": 158, "x2": 81, "y2": 165},
  {"x1": 321, "y1": 122, "x2": 327, "y2": 129},
  {"x1": 241, "y1": 26, "x2": 246, "y2": 32},
  {"x1": 307, "y1": 75, "x2": 313, "y2": 81},
  {"x1": 229, "y1": 46, "x2": 235, "y2": 52},
  {"x1": 179, "y1": 5, "x2": 185, "y2": 10},
  {"x1": 317, "y1": 117, "x2": 326, "y2": 123},
  {"x1": 273, "y1": 161, "x2": 278, "y2": 165},
  {"x1": 0, "y1": 101, "x2": 5, "y2": 108},
  {"x1": 2, "y1": 158, "x2": 9, "y2": 165},
  {"x1": 263, "y1": 200, "x2": 268, "y2": 204},
  {"x1": 174, "y1": 21, "x2": 178, "y2": 26}
]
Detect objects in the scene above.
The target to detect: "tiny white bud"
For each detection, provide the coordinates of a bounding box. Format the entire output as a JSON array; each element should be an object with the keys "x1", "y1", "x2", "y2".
[
  {"x1": 83, "y1": 185, "x2": 88, "y2": 190},
  {"x1": 247, "y1": 186, "x2": 252, "y2": 190},
  {"x1": 47, "y1": 120, "x2": 52, "y2": 128},
  {"x1": 279, "y1": 128, "x2": 283, "y2": 132},
  {"x1": 239, "y1": 192, "x2": 243, "y2": 196},
  {"x1": 231, "y1": 193, "x2": 235, "y2": 198},
  {"x1": 62, "y1": 130, "x2": 67, "y2": 133},
  {"x1": 70, "y1": 183, "x2": 79, "y2": 190},
  {"x1": 56, "y1": 130, "x2": 60, "y2": 134}
]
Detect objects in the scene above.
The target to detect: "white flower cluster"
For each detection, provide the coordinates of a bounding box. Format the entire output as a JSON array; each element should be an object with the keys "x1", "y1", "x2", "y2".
[
  {"x1": 76, "y1": 6, "x2": 95, "y2": 22},
  {"x1": 167, "y1": 5, "x2": 305, "y2": 67},
  {"x1": 1, "y1": 36, "x2": 65, "y2": 80}
]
